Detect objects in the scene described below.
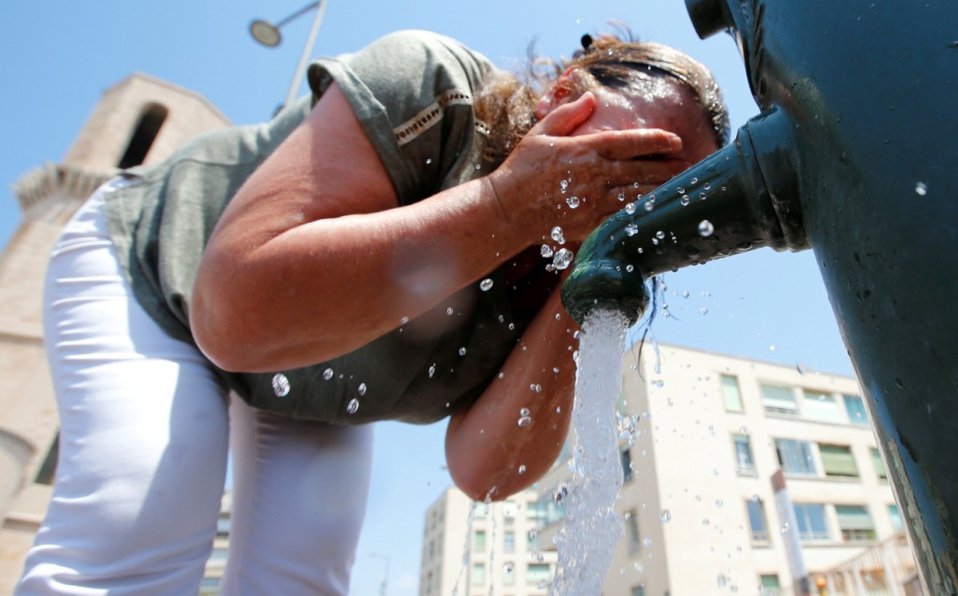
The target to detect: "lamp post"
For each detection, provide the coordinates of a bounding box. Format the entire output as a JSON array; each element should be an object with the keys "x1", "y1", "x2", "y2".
[
  {"x1": 370, "y1": 552, "x2": 390, "y2": 596},
  {"x1": 249, "y1": 0, "x2": 329, "y2": 110}
]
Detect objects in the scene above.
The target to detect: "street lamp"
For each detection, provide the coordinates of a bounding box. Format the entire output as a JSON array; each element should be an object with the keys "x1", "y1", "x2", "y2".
[
  {"x1": 249, "y1": 1, "x2": 329, "y2": 110},
  {"x1": 370, "y1": 552, "x2": 390, "y2": 596}
]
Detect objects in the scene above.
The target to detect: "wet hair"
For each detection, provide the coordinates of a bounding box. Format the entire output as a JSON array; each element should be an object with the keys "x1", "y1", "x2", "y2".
[{"x1": 475, "y1": 31, "x2": 730, "y2": 163}]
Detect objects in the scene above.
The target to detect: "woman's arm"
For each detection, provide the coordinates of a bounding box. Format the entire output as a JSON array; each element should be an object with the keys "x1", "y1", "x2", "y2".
[
  {"x1": 444, "y1": 284, "x2": 578, "y2": 501},
  {"x1": 191, "y1": 84, "x2": 683, "y2": 372}
]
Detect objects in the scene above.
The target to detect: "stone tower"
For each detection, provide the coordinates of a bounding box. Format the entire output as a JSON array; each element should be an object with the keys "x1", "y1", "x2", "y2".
[{"x1": 0, "y1": 72, "x2": 230, "y2": 590}]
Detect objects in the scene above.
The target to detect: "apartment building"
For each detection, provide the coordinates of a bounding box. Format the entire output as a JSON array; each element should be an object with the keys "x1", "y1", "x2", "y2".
[
  {"x1": 422, "y1": 342, "x2": 916, "y2": 595},
  {"x1": 420, "y1": 486, "x2": 562, "y2": 596}
]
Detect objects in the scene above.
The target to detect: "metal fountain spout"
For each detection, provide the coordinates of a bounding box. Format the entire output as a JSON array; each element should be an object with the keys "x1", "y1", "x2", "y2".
[{"x1": 562, "y1": 0, "x2": 958, "y2": 592}]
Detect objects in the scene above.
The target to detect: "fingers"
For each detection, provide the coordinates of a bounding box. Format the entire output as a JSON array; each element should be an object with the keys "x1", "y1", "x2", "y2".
[
  {"x1": 592, "y1": 128, "x2": 683, "y2": 160},
  {"x1": 533, "y1": 92, "x2": 597, "y2": 137}
]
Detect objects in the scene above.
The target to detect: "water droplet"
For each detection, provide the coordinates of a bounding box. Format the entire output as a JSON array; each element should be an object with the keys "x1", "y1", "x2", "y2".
[
  {"x1": 566, "y1": 195, "x2": 580, "y2": 209},
  {"x1": 768, "y1": 344, "x2": 777, "y2": 352},
  {"x1": 518, "y1": 412, "x2": 532, "y2": 427},
  {"x1": 540, "y1": 244, "x2": 554, "y2": 258},
  {"x1": 428, "y1": 363, "x2": 437, "y2": 378},
  {"x1": 517, "y1": 464, "x2": 527, "y2": 475},
  {"x1": 625, "y1": 223, "x2": 639, "y2": 236},
  {"x1": 346, "y1": 398, "x2": 360, "y2": 414},
  {"x1": 715, "y1": 499, "x2": 724, "y2": 508},
  {"x1": 271, "y1": 373, "x2": 290, "y2": 397},
  {"x1": 655, "y1": 230, "x2": 665, "y2": 239},
  {"x1": 780, "y1": 522, "x2": 790, "y2": 535},
  {"x1": 504, "y1": 562, "x2": 514, "y2": 573},
  {"x1": 643, "y1": 200, "x2": 654, "y2": 212},
  {"x1": 552, "y1": 248, "x2": 574, "y2": 270},
  {"x1": 458, "y1": 347, "x2": 467, "y2": 356},
  {"x1": 704, "y1": 182, "x2": 711, "y2": 190},
  {"x1": 660, "y1": 509, "x2": 672, "y2": 523},
  {"x1": 699, "y1": 306, "x2": 709, "y2": 315},
  {"x1": 625, "y1": 264, "x2": 634, "y2": 273},
  {"x1": 446, "y1": 306, "x2": 455, "y2": 316},
  {"x1": 690, "y1": 177, "x2": 698, "y2": 184},
  {"x1": 677, "y1": 186, "x2": 686, "y2": 194},
  {"x1": 479, "y1": 278, "x2": 494, "y2": 291},
  {"x1": 681, "y1": 290, "x2": 690, "y2": 298},
  {"x1": 475, "y1": 163, "x2": 481, "y2": 170},
  {"x1": 551, "y1": 226, "x2": 566, "y2": 244},
  {"x1": 323, "y1": 368, "x2": 334, "y2": 381},
  {"x1": 915, "y1": 181, "x2": 928, "y2": 196},
  {"x1": 698, "y1": 220, "x2": 715, "y2": 236},
  {"x1": 425, "y1": 158, "x2": 432, "y2": 165},
  {"x1": 560, "y1": 179, "x2": 569, "y2": 193},
  {"x1": 717, "y1": 574, "x2": 729, "y2": 588},
  {"x1": 680, "y1": 195, "x2": 690, "y2": 206},
  {"x1": 357, "y1": 382, "x2": 367, "y2": 396},
  {"x1": 617, "y1": 192, "x2": 626, "y2": 202},
  {"x1": 625, "y1": 202, "x2": 637, "y2": 214}
]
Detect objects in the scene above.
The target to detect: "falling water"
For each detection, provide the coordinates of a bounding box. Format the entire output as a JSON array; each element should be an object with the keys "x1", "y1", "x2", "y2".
[{"x1": 553, "y1": 308, "x2": 629, "y2": 595}]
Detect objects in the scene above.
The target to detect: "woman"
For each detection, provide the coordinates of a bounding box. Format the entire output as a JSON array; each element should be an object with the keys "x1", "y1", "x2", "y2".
[{"x1": 19, "y1": 29, "x2": 727, "y2": 594}]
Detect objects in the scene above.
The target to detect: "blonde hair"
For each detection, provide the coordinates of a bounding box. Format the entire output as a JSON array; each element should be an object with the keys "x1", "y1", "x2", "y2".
[{"x1": 475, "y1": 33, "x2": 730, "y2": 163}]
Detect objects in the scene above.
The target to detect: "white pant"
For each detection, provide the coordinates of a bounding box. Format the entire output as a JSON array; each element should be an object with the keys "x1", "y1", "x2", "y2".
[{"x1": 17, "y1": 180, "x2": 374, "y2": 595}]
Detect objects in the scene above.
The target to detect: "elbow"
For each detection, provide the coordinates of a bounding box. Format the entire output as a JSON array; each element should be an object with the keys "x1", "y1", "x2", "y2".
[{"x1": 191, "y1": 260, "x2": 269, "y2": 372}]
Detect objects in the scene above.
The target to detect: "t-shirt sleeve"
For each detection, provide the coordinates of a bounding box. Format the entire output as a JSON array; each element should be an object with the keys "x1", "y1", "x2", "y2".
[{"x1": 307, "y1": 30, "x2": 494, "y2": 204}]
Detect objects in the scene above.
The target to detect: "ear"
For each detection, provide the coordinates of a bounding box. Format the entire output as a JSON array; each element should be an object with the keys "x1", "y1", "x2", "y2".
[{"x1": 535, "y1": 68, "x2": 578, "y2": 120}]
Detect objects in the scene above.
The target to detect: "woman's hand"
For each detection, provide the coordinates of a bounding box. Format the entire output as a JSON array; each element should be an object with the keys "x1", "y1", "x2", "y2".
[{"x1": 487, "y1": 92, "x2": 690, "y2": 245}]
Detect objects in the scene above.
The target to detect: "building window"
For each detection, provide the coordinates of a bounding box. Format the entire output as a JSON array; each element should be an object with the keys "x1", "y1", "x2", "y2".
[
  {"x1": 626, "y1": 508, "x2": 641, "y2": 553},
  {"x1": 871, "y1": 448, "x2": 888, "y2": 480},
  {"x1": 631, "y1": 586, "x2": 646, "y2": 596},
  {"x1": 504, "y1": 561, "x2": 515, "y2": 585},
  {"x1": 775, "y1": 439, "x2": 817, "y2": 476},
  {"x1": 760, "y1": 574, "x2": 781, "y2": 594},
  {"x1": 428, "y1": 539, "x2": 435, "y2": 561},
  {"x1": 747, "y1": 498, "x2": 770, "y2": 542},
  {"x1": 721, "y1": 374, "x2": 744, "y2": 412},
  {"x1": 424, "y1": 570, "x2": 432, "y2": 594},
  {"x1": 118, "y1": 103, "x2": 168, "y2": 168},
  {"x1": 733, "y1": 433, "x2": 756, "y2": 475},
  {"x1": 621, "y1": 447, "x2": 634, "y2": 482},
  {"x1": 503, "y1": 500, "x2": 517, "y2": 524},
  {"x1": 474, "y1": 530, "x2": 486, "y2": 551},
  {"x1": 504, "y1": 530, "x2": 515, "y2": 553},
  {"x1": 761, "y1": 384, "x2": 798, "y2": 415},
  {"x1": 836, "y1": 505, "x2": 876, "y2": 542},
  {"x1": 802, "y1": 389, "x2": 844, "y2": 423},
  {"x1": 889, "y1": 504, "x2": 903, "y2": 532},
  {"x1": 527, "y1": 563, "x2": 551, "y2": 587},
  {"x1": 843, "y1": 394, "x2": 869, "y2": 425},
  {"x1": 793, "y1": 503, "x2": 830, "y2": 541},
  {"x1": 472, "y1": 562, "x2": 486, "y2": 586},
  {"x1": 527, "y1": 528, "x2": 539, "y2": 550},
  {"x1": 819, "y1": 444, "x2": 859, "y2": 478}
]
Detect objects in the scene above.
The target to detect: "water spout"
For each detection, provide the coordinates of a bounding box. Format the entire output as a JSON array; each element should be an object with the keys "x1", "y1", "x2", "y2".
[{"x1": 562, "y1": 108, "x2": 805, "y2": 326}]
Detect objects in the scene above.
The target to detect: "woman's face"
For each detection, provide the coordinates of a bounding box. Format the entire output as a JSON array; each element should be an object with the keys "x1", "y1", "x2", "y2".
[
  {"x1": 537, "y1": 70, "x2": 720, "y2": 165},
  {"x1": 571, "y1": 78, "x2": 720, "y2": 165}
]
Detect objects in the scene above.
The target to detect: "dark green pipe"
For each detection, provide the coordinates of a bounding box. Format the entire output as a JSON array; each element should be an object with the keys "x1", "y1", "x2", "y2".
[{"x1": 563, "y1": 0, "x2": 958, "y2": 591}]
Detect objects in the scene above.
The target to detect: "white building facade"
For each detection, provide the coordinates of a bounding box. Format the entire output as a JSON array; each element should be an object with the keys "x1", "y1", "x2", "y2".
[{"x1": 422, "y1": 343, "x2": 916, "y2": 595}]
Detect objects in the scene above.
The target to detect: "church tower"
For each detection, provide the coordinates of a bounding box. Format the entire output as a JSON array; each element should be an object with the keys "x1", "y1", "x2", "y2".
[{"x1": 0, "y1": 73, "x2": 230, "y2": 591}]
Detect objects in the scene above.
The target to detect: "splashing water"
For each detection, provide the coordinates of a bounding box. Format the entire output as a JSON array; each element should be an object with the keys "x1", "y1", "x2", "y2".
[{"x1": 553, "y1": 308, "x2": 628, "y2": 595}]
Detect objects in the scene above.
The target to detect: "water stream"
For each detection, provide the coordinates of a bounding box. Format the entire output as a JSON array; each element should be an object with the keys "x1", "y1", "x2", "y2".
[{"x1": 552, "y1": 308, "x2": 629, "y2": 594}]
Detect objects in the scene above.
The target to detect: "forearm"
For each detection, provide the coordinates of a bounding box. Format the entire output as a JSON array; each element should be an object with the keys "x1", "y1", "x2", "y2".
[
  {"x1": 445, "y1": 286, "x2": 579, "y2": 501},
  {"x1": 193, "y1": 176, "x2": 527, "y2": 372}
]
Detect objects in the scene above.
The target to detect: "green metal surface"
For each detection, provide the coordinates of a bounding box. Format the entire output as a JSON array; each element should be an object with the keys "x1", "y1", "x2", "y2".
[{"x1": 562, "y1": 1, "x2": 958, "y2": 591}]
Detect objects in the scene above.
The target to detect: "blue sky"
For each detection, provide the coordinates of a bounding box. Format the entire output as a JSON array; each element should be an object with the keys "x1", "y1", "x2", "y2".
[{"x1": 1, "y1": 2, "x2": 854, "y2": 594}]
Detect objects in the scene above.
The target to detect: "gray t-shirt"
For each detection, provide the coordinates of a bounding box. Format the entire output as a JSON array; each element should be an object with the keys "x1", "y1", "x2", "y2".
[{"x1": 101, "y1": 30, "x2": 539, "y2": 424}]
